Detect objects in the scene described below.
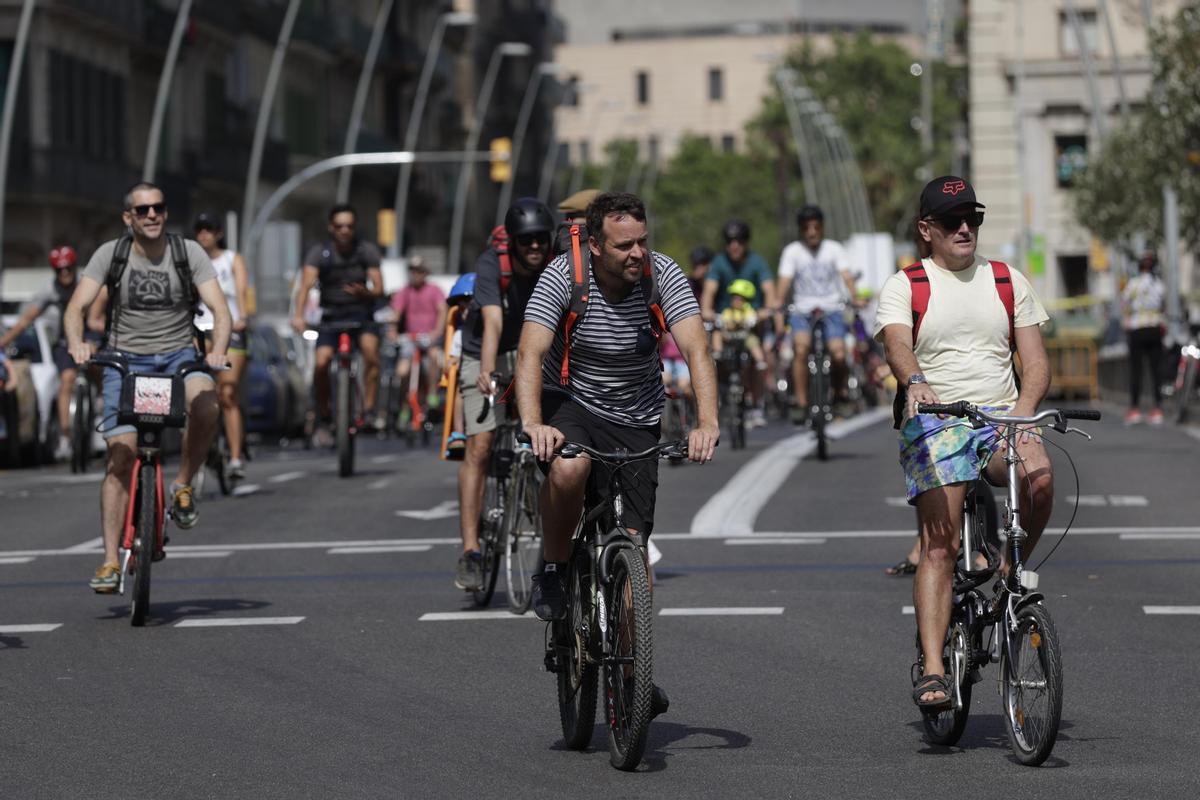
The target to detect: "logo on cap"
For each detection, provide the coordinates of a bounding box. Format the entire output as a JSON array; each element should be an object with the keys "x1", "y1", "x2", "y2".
[{"x1": 942, "y1": 180, "x2": 966, "y2": 196}]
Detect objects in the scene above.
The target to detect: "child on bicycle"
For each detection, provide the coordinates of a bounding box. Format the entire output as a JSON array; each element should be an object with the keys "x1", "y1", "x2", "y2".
[
  {"x1": 440, "y1": 273, "x2": 476, "y2": 460},
  {"x1": 711, "y1": 279, "x2": 765, "y2": 370}
]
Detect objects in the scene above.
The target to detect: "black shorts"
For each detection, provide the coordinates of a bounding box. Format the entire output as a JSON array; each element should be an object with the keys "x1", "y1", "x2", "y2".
[
  {"x1": 316, "y1": 315, "x2": 380, "y2": 349},
  {"x1": 539, "y1": 391, "x2": 661, "y2": 536}
]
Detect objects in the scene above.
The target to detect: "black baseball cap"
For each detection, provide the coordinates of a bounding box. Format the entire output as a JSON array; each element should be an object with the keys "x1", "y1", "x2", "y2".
[
  {"x1": 193, "y1": 212, "x2": 222, "y2": 231},
  {"x1": 919, "y1": 175, "x2": 985, "y2": 219}
]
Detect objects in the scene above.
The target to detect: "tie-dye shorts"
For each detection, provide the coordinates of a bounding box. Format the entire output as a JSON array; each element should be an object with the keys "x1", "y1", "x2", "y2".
[{"x1": 898, "y1": 407, "x2": 1009, "y2": 504}]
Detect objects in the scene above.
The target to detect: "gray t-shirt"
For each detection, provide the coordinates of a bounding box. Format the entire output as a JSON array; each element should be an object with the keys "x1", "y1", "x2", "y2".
[
  {"x1": 26, "y1": 279, "x2": 76, "y2": 343},
  {"x1": 82, "y1": 237, "x2": 216, "y2": 354}
]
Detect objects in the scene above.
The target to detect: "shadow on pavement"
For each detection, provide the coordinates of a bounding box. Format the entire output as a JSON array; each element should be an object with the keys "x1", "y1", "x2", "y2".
[
  {"x1": 639, "y1": 720, "x2": 753, "y2": 773},
  {"x1": 908, "y1": 714, "x2": 1075, "y2": 767},
  {"x1": 0, "y1": 633, "x2": 30, "y2": 650},
  {"x1": 98, "y1": 597, "x2": 273, "y2": 626}
]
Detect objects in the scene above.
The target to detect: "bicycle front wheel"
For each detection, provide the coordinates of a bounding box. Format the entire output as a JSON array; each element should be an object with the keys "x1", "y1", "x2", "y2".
[
  {"x1": 1001, "y1": 602, "x2": 1063, "y2": 766},
  {"x1": 605, "y1": 547, "x2": 654, "y2": 771},
  {"x1": 472, "y1": 476, "x2": 502, "y2": 606},
  {"x1": 556, "y1": 549, "x2": 598, "y2": 749},
  {"x1": 505, "y1": 463, "x2": 542, "y2": 614},
  {"x1": 130, "y1": 462, "x2": 158, "y2": 627},
  {"x1": 336, "y1": 366, "x2": 354, "y2": 477}
]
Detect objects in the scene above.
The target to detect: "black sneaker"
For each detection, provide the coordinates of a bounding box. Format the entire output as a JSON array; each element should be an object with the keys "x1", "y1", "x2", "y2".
[
  {"x1": 454, "y1": 551, "x2": 484, "y2": 591},
  {"x1": 651, "y1": 683, "x2": 670, "y2": 717},
  {"x1": 531, "y1": 569, "x2": 567, "y2": 621}
]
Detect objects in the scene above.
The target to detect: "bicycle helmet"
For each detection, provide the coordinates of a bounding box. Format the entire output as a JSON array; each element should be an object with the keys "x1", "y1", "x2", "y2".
[
  {"x1": 727, "y1": 278, "x2": 757, "y2": 301},
  {"x1": 504, "y1": 197, "x2": 555, "y2": 239},
  {"x1": 689, "y1": 245, "x2": 714, "y2": 266},
  {"x1": 796, "y1": 204, "x2": 824, "y2": 225},
  {"x1": 49, "y1": 245, "x2": 77, "y2": 269},
  {"x1": 447, "y1": 272, "x2": 477, "y2": 305},
  {"x1": 723, "y1": 219, "x2": 751, "y2": 242}
]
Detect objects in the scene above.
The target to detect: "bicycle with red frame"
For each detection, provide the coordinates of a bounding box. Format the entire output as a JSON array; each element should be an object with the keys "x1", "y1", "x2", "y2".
[
  {"x1": 91, "y1": 352, "x2": 212, "y2": 627},
  {"x1": 314, "y1": 321, "x2": 366, "y2": 477}
]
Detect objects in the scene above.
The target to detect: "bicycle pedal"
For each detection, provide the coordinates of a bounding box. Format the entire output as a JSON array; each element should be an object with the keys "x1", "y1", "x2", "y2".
[{"x1": 544, "y1": 649, "x2": 559, "y2": 673}]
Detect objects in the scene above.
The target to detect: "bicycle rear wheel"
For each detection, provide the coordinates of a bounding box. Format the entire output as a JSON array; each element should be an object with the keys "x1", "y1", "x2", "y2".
[
  {"x1": 472, "y1": 476, "x2": 502, "y2": 606},
  {"x1": 919, "y1": 622, "x2": 973, "y2": 746},
  {"x1": 605, "y1": 547, "x2": 654, "y2": 771},
  {"x1": 1176, "y1": 357, "x2": 1197, "y2": 424},
  {"x1": 556, "y1": 548, "x2": 598, "y2": 749},
  {"x1": 810, "y1": 357, "x2": 829, "y2": 461},
  {"x1": 130, "y1": 462, "x2": 158, "y2": 627},
  {"x1": 505, "y1": 463, "x2": 541, "y2": 614},
  {"x1": 336, "y1": 366, "x2": 354, "y2": 477},
  {"x1": 1001, "y1": 602, "x2": 1063, "y2": 766}
]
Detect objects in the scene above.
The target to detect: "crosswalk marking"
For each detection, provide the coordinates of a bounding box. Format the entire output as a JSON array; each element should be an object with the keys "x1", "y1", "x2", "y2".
[
  {"x1": 1143, "y1": 606, "x2": 1200, "y2": 615},
  {"x1": 174, "y1": 616, "x2": 305, "y2": 628},
  {"x1": 419, "y1": 611, "x2": 533, "y2": 621},
  {"x1": 328, "y1": 545, "x2": 432, "y2": 554},
  {"x1": 0, "y1": 623, "x2": 62, "y2": 633},
  {"x1": 659, "y1": 607, "x2": 784, "y2": 616}
]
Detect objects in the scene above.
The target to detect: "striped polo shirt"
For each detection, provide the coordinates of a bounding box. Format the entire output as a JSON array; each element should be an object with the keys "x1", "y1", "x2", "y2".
[{"x1": 525, "y1": 250, "x2": 700, "y2": 427}]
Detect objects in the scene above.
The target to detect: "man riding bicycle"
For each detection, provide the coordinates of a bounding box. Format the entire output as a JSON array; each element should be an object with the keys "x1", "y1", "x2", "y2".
[
  {"x1": 454, "y1": 198, "x2": 556, "y2": 591},
  {"x1": 388, "y1": 256, "x2": 446, "y2": 427},
  {"x1": 291, "y1": 203, "x2": 385, "y2": 440},
  {"x1": 874, "y1": 176, "x2": 1051, "y2": 709},
  {"x1": 775, "y1": 205, "x2": 857, "y2": 421},
  {"x1": 63, "y1": 182, "x2": 230, "y2": 592},
  {"x1": 516, "y1": 192, "x2": 720, "y2": 709}
]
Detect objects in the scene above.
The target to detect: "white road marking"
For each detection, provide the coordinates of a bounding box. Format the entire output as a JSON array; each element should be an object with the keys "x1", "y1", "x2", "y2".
[
  {"x1": 64, "y1": 536, "x2": 104, "y2": 552},
  {"x1": 1184, "y1": 427, "x2": 1200, "y2": 444},
  {"x1": 0, "y1": 623, "x2": 63, "y2": 633},
  {"x1": 163, "y1": 551, "x2": 233, "y2": 559},
  {"x1": 1108, "y1": 495, "x2": 1149, "y2": 507},
  {"x1": 1120, "y1": 533, "x2": 1200, "y2": 540},
  {"x1": 396, "y1": 500, "x2": 459, "y2": 520},
  {"x1": 1071, "y1": 495, "x2": 1109, "y2": 506},
  {"x1": 371, "y1": 454, "x2": 398, "y2": 464},
  {"x1": 174, "y1": 616, "x2": 305, "y2": 628},
  {"x1": 0, "y1": 556, "x2": 35, "y2": 564},
  {"x1": 367, "y1": 477, "x2": 391, "y2": 490},
  {"x1": 267, "y1": 471, "x2": 306, "y2": 484},
  {"x1": 419, "y1": 611, "x2": 534, "y2": 621},
  {"x1": 902, "y1": 606, "x2": 915, "y2": 615},
  {"x1": 659, "y1": 607, "x2": 784, "y2": 616},
  {"x1": 885, "y1": 497, "x2": 910, "y2": 507},
  {"x1": 691, "y1": 407, "x2": 891, "y2": 536},
  {"x1": 232, "y1": 483, "x2": 261, "y2": 497},
  {"x1": 328, "y1": 545, "x2": 432, "y2": 554},
  {"x1": 723, "y1": 538, "x2": 826, "y2": 545},
  {"x1": 49, "y1": 473, "x2": 104, "y2": 484},
  {"x1": 1143, "y1": 606, "x2": 1200, "y2": 615}
]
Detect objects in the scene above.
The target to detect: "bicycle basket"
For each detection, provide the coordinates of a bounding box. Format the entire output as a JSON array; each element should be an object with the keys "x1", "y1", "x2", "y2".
[{"x1": 118, "y1": 372, "x2": 187, "y2": 428}]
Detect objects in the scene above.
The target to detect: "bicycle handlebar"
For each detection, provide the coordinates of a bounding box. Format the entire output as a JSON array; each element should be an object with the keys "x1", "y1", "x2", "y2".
[
  {"x1": 476, "y1": 371, "x2": 503, "y2": 424},
  {"x1": 916, "y1": 402, "x2": 1102, "y2": 430},
  {"x1": 558, "y1": 439, "x2": 688, "y2": 464},
  {"x1": 91, "y1": 352, "x2": 217, "y2": 378}
]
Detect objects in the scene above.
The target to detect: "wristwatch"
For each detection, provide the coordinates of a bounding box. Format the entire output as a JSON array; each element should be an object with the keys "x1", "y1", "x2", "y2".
[{"x1": 907, "y1": 373, "x2": 927, "y2": 386}]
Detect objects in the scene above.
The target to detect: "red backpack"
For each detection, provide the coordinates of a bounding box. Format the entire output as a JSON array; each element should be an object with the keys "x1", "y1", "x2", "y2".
[
  {"x1": 903, "y1": 260, "x2": 1016, "y2": 351},
  {"x1": 558, "y1": 223, "x2": 666, "y2": 386},
  {"x1": 489, "y1": 225, "x2": 512, "y2": 298}
]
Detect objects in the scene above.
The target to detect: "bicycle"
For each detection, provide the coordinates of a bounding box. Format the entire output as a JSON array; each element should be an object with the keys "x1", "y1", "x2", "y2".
[
  {"x1": 92, "y1": 352, "x2": 211, "y2": 627},
  {"x1": 69, "y1": 368, "x2": 97, "y2": 473},
  {"x1": 1171, "y1": 334, "x2": 1199, "y2": 424},
  {"x1": 472, "y1": 375, "x2": 543, "y2": 612},
  {"x1": 715, "y1": 324, "x2": 750, "y2": 450},
  {"x1": 314, "y1": 322, "x2": 365, "y2": 477},
  {"x1": 399, "y1": 333, "x2": 437, "y2": 448},
  {"x1": 543, "y1": 438, "x2": 688, "y2": 771},
  {"x1": 912, "y1": 401, "x2": 1101, "y2": 766},
  {"x1": 804, "y1": 307, "x2": 834, "y2": 461}
]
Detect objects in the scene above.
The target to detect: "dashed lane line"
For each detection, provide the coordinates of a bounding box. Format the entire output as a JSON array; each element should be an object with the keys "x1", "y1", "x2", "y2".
[
  {"x1": 267, "y1": 471, "x2": 307, "y2": 484},
  {"x1": 723, "y1": 538, "x2": 826, "y2": 546},
  {"x1": 163, "y1": 551, "x2": 233, "y2": 559},
  {"x1": 232, "y1": 483, "x2": 261, "y2": 497},
  {"x1": 367, "y1": 477, "x2": 391, "y2": 490},
  {"x1": 0, "y1": 557, "x2": 35, "y2": 564},
  {"x1": 1143, "y1": 606, "x2": 1200, "y2": 615},
  {"x1": 902, "y1": 606, "x2": 914, "y2": 615},
  {"x1": 328, "y1": 545, "x2": 432, "y2": 554},
  {"x1": 174, "y1": 616, "x2": 306, "y2": 628},
  {"x1": 420, "y1": 611, "x2": 533, "y2": 621},
  {"x1": 659, "y1": 607, "x2": 784, "y2": 616},
  {"x1": 0, "y1": 623, "x2": 62, "y2": 633}
]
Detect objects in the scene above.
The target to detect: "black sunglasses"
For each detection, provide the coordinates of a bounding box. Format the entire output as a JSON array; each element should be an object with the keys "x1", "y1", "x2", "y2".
[
  {"x1": 131, "y1": 203, "x2": 166, "y2": 218},
  {"x1": 927, "y1": 211, "x2": 984, "y2": 231},
  {"x1": 516, "y1": 232, "x2": 550, "y2": 247}
]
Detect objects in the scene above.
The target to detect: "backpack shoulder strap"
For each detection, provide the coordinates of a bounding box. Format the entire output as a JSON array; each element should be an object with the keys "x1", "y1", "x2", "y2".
[
  {"x1": 902, "y1": 262, "x2": 930, "y2": 347},
  {"x1": 640, "y1": 254, "x2": 666, "y2": 336},
  {"x1": 559, "y1": 223, "x2": 591, "y2": 386},
  {"x1": 989, "y1": 260, "x2": 1016, "y2": 352},
  {"x1": 103, "y1": 233, "x2": 135, "y2": 348},
  {"x1": 168, "y1": 234, "x2": 197, "y2": 307}
]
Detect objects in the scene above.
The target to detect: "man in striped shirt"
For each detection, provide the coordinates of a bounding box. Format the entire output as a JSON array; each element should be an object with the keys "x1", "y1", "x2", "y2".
[{"x1": 516, "y1": 192, "x2": 719, "y2": 627}]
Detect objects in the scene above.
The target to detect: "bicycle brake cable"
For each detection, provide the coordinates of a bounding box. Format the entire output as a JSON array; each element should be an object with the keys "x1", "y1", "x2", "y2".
[{"x1": 992, "y1": 423, "x2": 1081, "y2": 571}]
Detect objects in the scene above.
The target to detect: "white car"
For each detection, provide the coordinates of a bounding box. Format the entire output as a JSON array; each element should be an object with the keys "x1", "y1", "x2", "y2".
[{"x1": 1, "y1": 314, "x2": 61, "y2": 462}]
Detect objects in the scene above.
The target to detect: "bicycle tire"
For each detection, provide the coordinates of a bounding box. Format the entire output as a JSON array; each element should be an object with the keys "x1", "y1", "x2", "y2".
[
  {"x1": 130, "y1": 463, "x2": 157, "y2": 627},
  {"x1": 811, "y1": 361, "x2": 828, "y2": 461},
  {"x1": 472, "y1": 475, "x2": 502, "y2": 606},
  {"x1": 1176, "y1": 357, "x2": 1197, "y2": 424},
  {"x1": 336, "y1": 366, "x2": 354, "y2": 477},
  {"x1": 70, "y1": 381, "x2": 91, "y2": 473},
  {"x1": 919, "y1": 622, "x2": 973, "y2": 746},
  {"x1": 1001, "y1": 602, "x2": 1063, "y2": 766},
  {"x1": 213, "y1": 431, "x2": 231, "y2": 496},
  {"x1": 557, "y1": 548, "x2": 598, "y2": 749},
  {"x1": 505, "y1": 462, "x2": 541, "y2": 614},
  {"x1": 606, "y1": 547, "x2": 654, "y2": 770}
]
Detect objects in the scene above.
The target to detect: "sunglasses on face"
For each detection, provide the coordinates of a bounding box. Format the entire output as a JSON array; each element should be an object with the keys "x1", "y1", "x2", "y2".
[
  {"x1": 131, "y1": 203, "x2": 166, "y2": 218},
  {"x1": 516, "y1": 233, "x2": 550, "y2": 247},
  {"x1": 927, "y1": 212, "x2": 984, "y2": 231}
]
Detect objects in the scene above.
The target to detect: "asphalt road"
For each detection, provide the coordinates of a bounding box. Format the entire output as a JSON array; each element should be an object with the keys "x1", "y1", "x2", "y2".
[{"x1": 1, "y1": 411, "x2": 1199, "y2": 798}]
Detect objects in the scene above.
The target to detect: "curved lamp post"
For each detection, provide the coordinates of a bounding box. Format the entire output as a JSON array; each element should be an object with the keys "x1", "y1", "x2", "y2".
[
  {"x1": 0, "y1": 0, "x2": 37, "y2": 278},
  {"x1": 143, "y1": 0, "x2": 193, "y2": 182},
  {"x1": 336, "y1": 0, "x2": 396, "y2": 202},
  {"x1": 495, "y1": 62, "x2": 565, "y2": 225}
]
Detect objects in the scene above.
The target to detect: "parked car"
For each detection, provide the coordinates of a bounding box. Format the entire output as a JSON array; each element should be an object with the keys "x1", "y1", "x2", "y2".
[
  {"x1": 0, "y1": 357, "x2": 38, "y2": 467},
  {"x1": 1, "y1": 314, "x2": 60, "y2": 464},
  {"x1": 242, "y1": 322, "x2": 307, "y2": 441}
]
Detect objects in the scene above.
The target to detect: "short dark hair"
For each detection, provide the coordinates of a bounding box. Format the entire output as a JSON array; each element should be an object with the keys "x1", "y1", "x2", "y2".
[
  {"x1": 124, "y1": 181, "x2": 164, "y2": 210},
  {"x1": 585, "y1": 192, "x2": 646, "y2": 246},
  {"x1": 328, "y1": 202, "x2": 357, "y2": 222}
]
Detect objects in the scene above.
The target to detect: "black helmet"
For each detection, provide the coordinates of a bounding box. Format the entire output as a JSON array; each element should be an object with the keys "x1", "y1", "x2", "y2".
[
  {"x1": 723, "y1": 219, "x2": 750, "y2": 242},
  {"x1": 797, "y1": 204, "x2": 824, "y2": 225},
  {"x1": 689, "y1": 245, "x2": 714, "y2": 266},
  {"x1": 504, "y1": 197, "x2": 555, "y2": 238}
]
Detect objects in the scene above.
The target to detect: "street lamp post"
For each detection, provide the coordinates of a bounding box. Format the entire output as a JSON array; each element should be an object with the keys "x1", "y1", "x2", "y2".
[
  {"x1": 143, "y1": 0, "x2": 193, "y2": 183},
  {"x1": 495, "y1": 62, "x2": 564, "y2": 225},
  {"x1": 336, "y1": 0, "x2": 396, "y2": 202},
  {"x1": 390, "y1": 11, "x2": 477, "y2": 257},
  {"x1": 0, "y1": 0, "x2": 37, "y2": 279},
  {"x1": 447, "y1": 41, "x2": 532, "y2": 274},
  {"x1": 774, "y1": 69, "x2": 819, "y2": 209}
]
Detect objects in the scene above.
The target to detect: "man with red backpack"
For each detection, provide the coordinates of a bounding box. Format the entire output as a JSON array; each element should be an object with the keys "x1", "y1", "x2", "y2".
[
  {"x1": 454, "y1": 197, "x2": 556, "y2": 592},
  {"x1": 875, "y1": 176, "x2": 1051, "y2": 710}
]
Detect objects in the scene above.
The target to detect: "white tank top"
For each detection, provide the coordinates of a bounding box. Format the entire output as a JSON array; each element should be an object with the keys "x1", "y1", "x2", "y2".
[{"x1": 196, "y1": 249, "x2": 241, "y2": 330}]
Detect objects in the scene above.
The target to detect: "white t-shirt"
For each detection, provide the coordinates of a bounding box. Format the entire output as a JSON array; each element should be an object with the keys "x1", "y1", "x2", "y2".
[
  {"x1": 778, "y1": 239, "x2": 851, "y2": 313},
  {"x1": 196, "y1": 250, "x2": 241, "y2": 330},
  {"x1": 873, "y1": 257, "x2": 1048, "y2": 407}
]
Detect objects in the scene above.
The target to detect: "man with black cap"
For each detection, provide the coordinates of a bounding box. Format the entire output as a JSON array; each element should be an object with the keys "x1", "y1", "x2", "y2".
[{"x1": 874, "y1": 176, "x2": 1051, "y2": 710}]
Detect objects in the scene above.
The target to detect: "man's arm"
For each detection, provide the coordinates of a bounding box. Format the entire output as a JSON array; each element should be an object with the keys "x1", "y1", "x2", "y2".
[
  {"x1": 701, "y1": 278, "x2": 719, "y2": 321},
  {"x1": 759, "y1": 278, "x2": 778, "y2": 319},
  {"x1": 291, "y1": 265, "x2": 319, "y2": 333},
  {"x1": 0, "y1": 303, "x2": 44, "y2": 349},
  {"x1": 85, "y1": 286, "x2": 108, "y2": 333},
  {"x1": 670, "y1": 314, "x2": 719, "y2": 462},
  {"x1": 232, "y1": 253, "x2": 251, "y2": 331},
  {"x1": 1011, "y1": 325, "x2": 1050, "y2": 417},
  {"x1": 366, "y1": 266, "x2": 385, "y2": 299},
  {"x1": 515, "y1": 321, "x2": 563, "y2": 461},
  {"x1": 477, "y1": 305, "x2": 503, "y2": 394},
  {"x1": 881, "y1": 323, "x2": 938, "y2": 420},
  {"x1": 64, "y1": 277, "x2": 104, "y2": 364},
  {"x1": 197, "y1": 278, "x2": 232, "y2": 367}
]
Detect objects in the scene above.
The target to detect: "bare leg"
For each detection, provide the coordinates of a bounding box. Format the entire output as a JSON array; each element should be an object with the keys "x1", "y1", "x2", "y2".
[
  {"x1": 174, "y1": 378, "x2": 219, "y2": 487},
  {"x1": 218, "y1": 353, "x2": 246, "y2": 461},
  {"x1": 100, "y1": 434, "x2": 138, "y2": 565},
  {"x1": 828, "y1": 338, "x2": 848, "y2": 400},
  {"x1": 540, "y1": 455, "x2": 590, "y2": 563},
  {"x1": 792, "y1": 332, "x2": 812, "y2": 409},
  {"x1": 58, "y1": 368, "x2": 76, "y2": 436},
  {"x1": 458, "y1": 430, "x2": 493, "y2": 553},
  {"x1": 313, "y1": 347, "x2": 333, "y2": 419},
  {"x1": 360, "y1": 333, "x2": 381, "y2": 413},
  {"x1": 913, "y1": 482, "x2": 967, "y2": 703}
]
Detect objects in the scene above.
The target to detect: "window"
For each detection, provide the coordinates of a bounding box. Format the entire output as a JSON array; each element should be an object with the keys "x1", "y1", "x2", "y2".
[
  {"x1": 1059, "y1": 10, "x2": 1099, "y2": 57},
  {"x1": 48, "y1": 50, "x2": 125, "y2": 162},
  {"x1": 1054, "y1": 134, "x2": 1088, "y2": 188},
  {"x1": 1058, "y1": 255, "x2": 1089, "y2": 297},
  {"x1": 721, "y1": 134, "x2": 736, "y2": 153},
  {"x1": 635, "y1": 70, "x2": 649, "y2": 106},
  {"x1": 708, "y1": 67, "x2": 723, "y2": 101}
]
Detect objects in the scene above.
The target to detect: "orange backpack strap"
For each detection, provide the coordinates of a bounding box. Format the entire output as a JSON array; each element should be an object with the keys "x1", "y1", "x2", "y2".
[
  {"x1": 902, "y1": 263, "x2": 930, "y2": 346},
  {"x1": 559, "y1": 223, "x2": 590, "y2": 386},
  {"x1": 640, "y1": 256, "x2": 666, "y2": 336},
  {"x1": 989, "y1": 260, "x2": 1016, "y2": 352}
]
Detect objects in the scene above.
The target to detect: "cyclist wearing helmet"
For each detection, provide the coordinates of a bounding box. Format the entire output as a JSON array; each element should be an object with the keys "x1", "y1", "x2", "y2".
[
  {"x1": 687, "y1": 245, "x2": 713, "y2": 300},
  {"x1": 712, "y1": 279, "x2": 766, "y2": 369},
  {"x1": 776, "y1": 204, "x2": 856, "y2": 419},
  {"x1": 0, "y1": 245, "x2": 106, "y2": 460},
  {"x1": 442, "y1": 272, "x2": 476, "y2": 459},
  {"x1": 455, "y1": 197, "x2": 555, "y2": 592},
  {"x1": 701, "y1": 219, "x2": 776, "y2": 427}
]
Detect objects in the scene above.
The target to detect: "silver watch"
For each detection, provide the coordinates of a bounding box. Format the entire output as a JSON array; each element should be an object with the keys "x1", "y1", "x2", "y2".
[{"x1": 907, "y1": 373, "x2": 927, "y2": 386}]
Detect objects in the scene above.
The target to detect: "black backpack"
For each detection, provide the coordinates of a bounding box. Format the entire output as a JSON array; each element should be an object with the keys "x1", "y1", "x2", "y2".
[{"x1": 103, "y1": 232, "x2": 197, "y2": 349}]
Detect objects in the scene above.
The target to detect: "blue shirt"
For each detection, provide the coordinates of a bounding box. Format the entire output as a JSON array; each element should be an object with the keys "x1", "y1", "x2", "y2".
[{"x1": 707, "y1": 250, "x2": 773, "y2": 311}]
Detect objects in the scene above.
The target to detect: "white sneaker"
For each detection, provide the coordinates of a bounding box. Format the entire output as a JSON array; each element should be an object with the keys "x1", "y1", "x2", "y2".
[{"x1": 54, "y1": 436, "x2": 72, "y2": 461}]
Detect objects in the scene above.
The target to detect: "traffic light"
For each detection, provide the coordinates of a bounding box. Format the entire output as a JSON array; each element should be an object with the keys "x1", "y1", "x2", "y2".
[
  {"x1": 489, "y1": 137, "x2": 512, "y2": 183},
  {"x1": 377, "y1": 209, "x2": 396, "y2": 248}
]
